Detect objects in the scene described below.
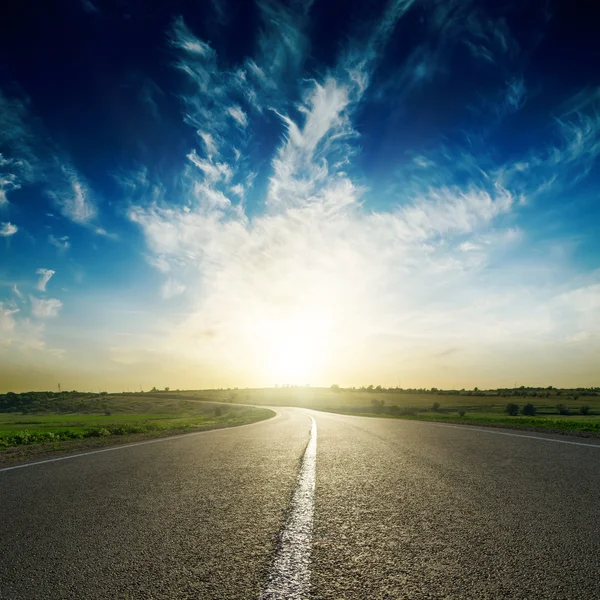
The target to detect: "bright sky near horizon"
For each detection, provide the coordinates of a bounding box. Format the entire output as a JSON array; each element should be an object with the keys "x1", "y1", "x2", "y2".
[{"x1": 0, "y1": 0, "x2": 599, "y2": 392}]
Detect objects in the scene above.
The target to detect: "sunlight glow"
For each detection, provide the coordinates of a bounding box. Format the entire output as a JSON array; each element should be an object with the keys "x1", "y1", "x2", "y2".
[{"x1": 260, "y1": 315, "x2": 332, "y2": 386}]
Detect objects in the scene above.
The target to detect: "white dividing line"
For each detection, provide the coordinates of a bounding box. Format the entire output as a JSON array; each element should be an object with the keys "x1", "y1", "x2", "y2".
[
  {"x1": 0, "y1": 413, "x2": 279, "y2": 474},
  {"x1": 261, "y1": 416, "x2": 317, "y2": 600},
  {"x1": 421, "y1": 421, "x2": 600, "y2": 448}
]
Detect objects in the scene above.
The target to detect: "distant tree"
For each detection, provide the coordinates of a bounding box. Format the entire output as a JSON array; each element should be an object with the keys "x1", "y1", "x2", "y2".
[
  {"x1": 150, "y1": 387, "x2": 157, "y2": 392},
  {"x1": 556, "y1": 403, "x2": 570, "y2": 415},
  {"x1": 474, "y1": 387, "x2": 479, "y2": 393},
  {"x1": 580, "y1": 405, "x2": 590, "y2": 415},
  {"x1": 164, "y1": 387, "x2": 170, "y2": 392},
  {"x1": 330, "y1": 384, "x2": 340, "y2": 392},
  {"x1": 522, "y1": 403, "x2": 536, "y2": 416},
  {"x1": 458, "y1": 410, "x2": 466, "y2": 417},
  {"x1": 505, "y1": 403, "x2": 520, "y2": 416},
  {"x1": 432, "y1": 402, "x2": 440, "y2": 412},
  {"x1": 367, "y1": 385, "x2": 374, "y2": 392}
]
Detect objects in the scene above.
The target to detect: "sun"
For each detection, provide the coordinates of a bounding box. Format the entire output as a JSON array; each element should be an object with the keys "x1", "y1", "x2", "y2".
[
  {"x1": 260, "y1": 315, "x2": 331, "y2": 386},
  {"x1": 268, "y1": 336, "x2": 315, "y2": 384}
]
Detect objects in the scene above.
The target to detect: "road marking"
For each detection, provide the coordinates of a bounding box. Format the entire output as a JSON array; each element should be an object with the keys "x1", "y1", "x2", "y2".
[
  {"x1": 420, "y1": 421, "x2": 600, "y2": 448},
  {"x1": 261, "y1": 416, "x2": 317, "y2": 600},
  {"x1": 0, "y1": 413, "x2": 279, "y2": 474},
  {"x1": 311, "y1": 409, "x2": 600, "y2": 449}
]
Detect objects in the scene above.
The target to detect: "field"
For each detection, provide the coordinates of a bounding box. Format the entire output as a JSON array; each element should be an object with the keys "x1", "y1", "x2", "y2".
[
  {"x1": 2, "y1": 385, "x2": 600, "y2": 457},
  {"x1": 0, "y1": 393, "x2": 273, "y2": 451},
  {"x1": 176, "y1": 386, "x2": 600, "y2": 435}
]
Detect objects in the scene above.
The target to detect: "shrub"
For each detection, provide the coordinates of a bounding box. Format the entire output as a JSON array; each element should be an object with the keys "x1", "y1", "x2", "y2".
[
  {"x1": 580, "y1": 405, "x2": 590, "y2": 415},
  {"x1": 214, "y1": 407, "x2": 222, "y2": 417},
  {"x1": 458, "y1": 410, "x2": 466, "y2": 417},
  {"x1": 522, "y1": 403, "x2": 536, "y2": 416},
  {"x1": 556, "y1": 403, "x2": 571, "y2": 415},
  {"x1": 505, "y1": 403, "x2": 520, "y2": 416},
  {"x1": 86, "y1": 427, "x2": 111, "y2": 438},
  {"x1": 432, "y1": 402, "x2": 440, "y2": 412}
]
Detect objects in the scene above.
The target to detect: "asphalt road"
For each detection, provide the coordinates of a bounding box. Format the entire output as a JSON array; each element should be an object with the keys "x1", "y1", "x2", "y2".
[{"x1": 2, "y1": 408, "x2": 600, "y2": 599}]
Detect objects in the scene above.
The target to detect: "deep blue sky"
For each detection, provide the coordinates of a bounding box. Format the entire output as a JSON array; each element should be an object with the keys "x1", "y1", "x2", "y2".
[{"x1": 1, "y1": 0, "x2": 599, "y2": 391}]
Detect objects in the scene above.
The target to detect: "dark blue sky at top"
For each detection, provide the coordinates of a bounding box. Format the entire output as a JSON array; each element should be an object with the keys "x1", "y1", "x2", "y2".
[{"x1": 1, "y1": 0, "x2": 599, "y2": 315}]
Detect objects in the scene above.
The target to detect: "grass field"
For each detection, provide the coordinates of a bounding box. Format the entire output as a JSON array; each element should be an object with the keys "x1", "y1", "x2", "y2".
[
  {"x1": 0, "y1": 394, "x2": 273, "y2": 449},
  {"x1": 2, "y1": 386, "x2": 600, "y2": 452},
  {"x1": 174, "y1": 386, "x2": 600, "y2": 435}
]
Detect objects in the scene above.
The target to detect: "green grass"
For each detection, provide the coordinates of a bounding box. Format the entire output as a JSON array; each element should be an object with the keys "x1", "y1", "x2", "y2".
[
  {"x1": 3, "y1": 386, "x2": 600, "y2": 444},
  {"x1": 177, "y1": 387, "x2": 600, "y2": 435},
  {"x1": 0, "y1": 395, "x2": 273, "y2": 449},
  {"x1": 319, "y1": 407, "x2": 600, "y2": 434}
]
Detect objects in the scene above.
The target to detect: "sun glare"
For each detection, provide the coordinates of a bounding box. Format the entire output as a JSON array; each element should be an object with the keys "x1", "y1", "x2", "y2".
[
  {"x1": 268, "y1": 337, "x2": 314, "y2": 384},
  {"x1": 260, "y1": 315, "x2": 331, "y2": 386}
]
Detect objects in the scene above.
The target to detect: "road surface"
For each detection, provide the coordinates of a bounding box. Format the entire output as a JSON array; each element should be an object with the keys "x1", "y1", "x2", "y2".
[{"x1": 1, "y1": 408, "x2": 600, "y2": 599}]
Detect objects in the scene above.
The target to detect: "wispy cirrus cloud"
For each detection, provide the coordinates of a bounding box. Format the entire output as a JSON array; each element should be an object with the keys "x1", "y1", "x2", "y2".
[
  {"x1": 30, "y1": 296, "x2": 62, "y2": 319},
  {"x1": 48, "y1": 166, "x2": 97, "y2": 224},
  {"x1": 49, "y1": 234, "x2": 70, "y2": 251},
  {"x1": 36, "y1": 268, "x2": 55, "y2": 292},
  {"x1": 0, "y1": 90, "x2": 102, "y2": 230},
  {"x1": 123, "y1": 2, "x2": 600, "y2": 388}
]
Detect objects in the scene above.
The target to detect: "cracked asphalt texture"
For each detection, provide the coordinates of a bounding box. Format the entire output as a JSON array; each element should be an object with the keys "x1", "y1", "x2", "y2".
[{"x1": 2, "y1": 407, "x2": 600, "y2": 599}]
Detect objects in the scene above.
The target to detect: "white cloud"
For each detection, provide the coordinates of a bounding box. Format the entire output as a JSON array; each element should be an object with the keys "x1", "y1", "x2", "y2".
[
  {"x1": 0, "y1": 303, "x2": 18, "y2": 345},
  {"x1": 12, "y1": 284, "x2": 23, "y2": 300},
  {"x1": 161, "y1": 279, "x2": 186, "y2": 299},
  {"x1": 230, "y1": 183, "x2": 245, "y2": 197},
  {"x1": 227, "y1": 106, "x2": 248, "y2": 128},
  {"x1": 268, "y1": 75, "x2": 360, "y2": 207},
  {"x1": 49, "y1": 234, "x2": 70, "y2": 250},
  {"x1": 0, "y1": 222, "x2": 17, "y2": 236},
  {"x1": 0, "y1": 172, "x2": 21, "y2": 205},
  {"x1": 121, "y1": 7, "x2": 600, "y2": 387},
  {"x1": 94, "y1": 227, "x2": 117, "y2": 239},
  {"x1": 30, "y1": 296, "x2": 62, "y2": 319},
  {"x1": 51, "y1": 168, "x2": 96, "y2": 224},
  {"x1": 187, "y1": 150, "x2": 232, "y2": 184},
  {"x1": 171, "y1": 17, "x2": 215, "y2": 57},
  {"x1": 36, "y1": 268, "x2": 55, "y2": 292},
  {"x1": 198, "y1": 131, "x2": 218, "y2": 156}
]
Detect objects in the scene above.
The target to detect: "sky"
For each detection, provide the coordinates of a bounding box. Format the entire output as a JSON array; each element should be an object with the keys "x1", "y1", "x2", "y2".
[{"x1": 0, "y1": 0, "x2": 599, "y2": 392}]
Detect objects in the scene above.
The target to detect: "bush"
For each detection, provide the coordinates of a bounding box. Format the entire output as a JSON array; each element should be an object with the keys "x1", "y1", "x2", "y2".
[
  {"x1": 86, "y1": 427, "x2": 110, "y2": 438},
  {"x1": 522, "y1": 403, "x2": 536, "y2": 416},
  {"x1": 505, "y1": 403, "x2": 520, "y2": 416},
  {"x1": 580, "y1": 405, "x2": 590, "y2": 415},
  {"x1": 432, "y1": 402, "x2": 440, "y2": 412},
  {"x1": 556, "y1": 403, "x2": 571, "y2": 415},
  {"x1": 458, "y1": 410, "x2": 466, "y2": 417},
  {"x1": 214, "y1": 407, "x2": 222, "y2": 417}
]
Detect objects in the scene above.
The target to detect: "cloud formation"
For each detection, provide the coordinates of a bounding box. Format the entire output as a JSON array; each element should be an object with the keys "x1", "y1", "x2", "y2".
[
  {"x1": 49, "y1": 234, "x2": 70, "y2": 251},
  {"x1": 0, "y1": 91, "x2": 100, "y2": 229},
  {"x1": 30, "y1": 296, "x2": 62, "y2": 319},
  {"x1": 0, "y1": 222, "x2": 17, "y2": 236},
  {"x1": 36, "y1": 268, "x2": 55, "y2": 292},
  {"x1": 124, "y1": 5, "x2": 600, "y2": 387}
]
